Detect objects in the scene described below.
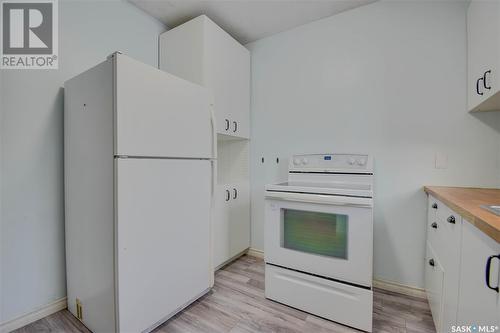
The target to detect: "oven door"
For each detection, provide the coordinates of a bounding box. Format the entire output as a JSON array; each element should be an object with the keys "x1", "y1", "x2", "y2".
[{"x1": 264, "y1": 191, "x2": 373, "y2": 287}]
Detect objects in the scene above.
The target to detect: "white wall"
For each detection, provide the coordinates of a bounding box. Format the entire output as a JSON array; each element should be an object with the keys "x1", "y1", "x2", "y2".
[
  {"x1": 247, "y1": 0, "x2": 500, "y2": 289},
  {"x1": 0, "y1": 0, "x2": 165, "y2": 323}
]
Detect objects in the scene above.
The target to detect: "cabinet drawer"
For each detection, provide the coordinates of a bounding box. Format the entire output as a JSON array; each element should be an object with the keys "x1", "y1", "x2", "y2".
[
  {"x1": 427, "y1": 195, "x2": 459, "y2": 224},
  {"x1": 425, "y1": 242, "x2": 444, "y2": 333},
  {"x1": 428, "y1": 195, "x2": 458, "y2": 225},
  {"x1": 265, "y1": 264, "x2": 373, "y2": 332},
  {"x1": 427, "y1": 196, "x2": 443, "y2": 254},
  {"x1": 428, "y1": 195, "x2": 439, "y2": 221},
  {"x1": 427, "y1": 196, "x2": 462, "y2": 261},
  {"x1": 436, "y1": 200, "x2": 459, "y2": 227}
]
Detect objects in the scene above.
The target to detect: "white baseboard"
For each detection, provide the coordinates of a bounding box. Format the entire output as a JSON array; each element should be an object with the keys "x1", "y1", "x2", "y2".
[
  {"x1": 373, "y1": 279, "x2": 426, "y2": 299},
  {"x1": 0, "y1": 297, "x2": 67, "y2": 333},
  {"x1": 245, "y1": 249, "x2": 426, "y2": 300},
  {"x1": 216, "y1": 249, "x2": 249, "y2": 271},
  {"x1": 246, "y1": 247, "x2": 264, "y2": 259}
]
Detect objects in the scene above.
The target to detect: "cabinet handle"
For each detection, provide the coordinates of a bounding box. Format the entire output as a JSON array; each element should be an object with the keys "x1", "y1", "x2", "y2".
[
  {"x1": 485, "y1": 254, "x2": 500, "y2": 292},
  {"x1": 233, "y1": 188, "x2": 237, "y2": 199},
  {"x1": 432, "y1": 203, "x2": 438, "y2": 209},
  {"x1": 233, "y1": 121, "x2": 237, "y2": 133},
  {"x1": 225, "y1": 189, "x2": 230, "y2": 201},
  {"x1": 225, "y1": 119, "x2": 230, "y2": 131},
  {"x1": 447, "y1": 215, "x2": 456, "y2": 224},
  {"x1": 428, "y1": 259, "x2": 435, "y2": 267},
  {"x1": 477, "y1": 77, "x2": 484, "y2": 96},
  {"x1": 431, "y1": 222, "x2": 438, "y2": 229},
  {"x1": 483, "y1": 70, "x2": 492, "y2": 90}
]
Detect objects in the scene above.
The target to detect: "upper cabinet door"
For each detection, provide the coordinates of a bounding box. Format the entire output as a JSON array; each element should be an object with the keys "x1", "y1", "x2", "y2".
[
  {"x1": 160, "y1": 16, "x2": 250, "y2": 139},
  {"x1": 114, "y1": 54, "x2": 214, "y2": 158},
  {"x1": 467, "y1": 0, "x2": 500, "y2": 112},
  {"x1": 204, "y1": 19, "x2": 250, "y2": 139},
  {"x1": 159, "y1": 16, "x2": 205, "y2": 87}
]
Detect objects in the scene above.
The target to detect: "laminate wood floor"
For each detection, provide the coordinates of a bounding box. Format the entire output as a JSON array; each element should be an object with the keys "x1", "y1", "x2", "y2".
[{"x1": 13, "y1": 255, "x2": 436, "y2": 333}]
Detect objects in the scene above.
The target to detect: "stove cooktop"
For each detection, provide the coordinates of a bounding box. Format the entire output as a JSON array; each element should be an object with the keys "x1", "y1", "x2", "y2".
[{"x1": 266, "y1": 181, "x2": 373, "y2": 198}]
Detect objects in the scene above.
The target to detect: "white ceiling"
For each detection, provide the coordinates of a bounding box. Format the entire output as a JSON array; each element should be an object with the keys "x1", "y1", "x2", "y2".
[{"x1": 130, "y1": 0, "x2": 377, "y2": 44}]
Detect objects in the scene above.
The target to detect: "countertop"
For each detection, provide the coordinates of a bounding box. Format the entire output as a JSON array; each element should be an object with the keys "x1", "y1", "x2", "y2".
[{"x1": 424, "y1": 186, "x2": 500, "y2": 243}]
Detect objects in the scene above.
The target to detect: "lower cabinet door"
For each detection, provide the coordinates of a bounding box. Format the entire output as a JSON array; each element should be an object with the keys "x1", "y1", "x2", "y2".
[
  {"x1": 457, "y1": 220, "x2": 500, "y2": 328},
  {"x1": 229, "y1": 182, "x2": 250, "y2": 257},
  {"x1": 425, "y1": 242, "x2": 444, "y2": 332},
  {"x1": 213, "y1": 183, "x2": 250, "y2": 269},
  {"x1": 213, "y1": 185, "x2": 230, "y2": 268},
  {"x1": 439, "y1": 213, "x2": 462, "y2": 332}
]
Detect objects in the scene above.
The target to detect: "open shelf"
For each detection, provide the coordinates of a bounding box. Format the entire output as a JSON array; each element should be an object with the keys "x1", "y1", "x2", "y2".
[{"x1": 217, "y1": 136, "x2": 249, "y2": 185}]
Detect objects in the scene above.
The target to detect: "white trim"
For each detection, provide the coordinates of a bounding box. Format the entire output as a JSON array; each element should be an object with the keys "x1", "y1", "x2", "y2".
[
  {"x1": 245, "y1": 249, "x2": 426, "y2": 300},
  {"x1": 373, "y1": 279, "x2": 427, "y2": 299},
  {"x1": 246, "y1": 247, "x2": 264, "y2": 259},
  {"x1": 214, "y1": 249, "x2": 250, "y2": 271},
  {"x1": 0, "y1": 297, "x2": 67, "y2": 333}
]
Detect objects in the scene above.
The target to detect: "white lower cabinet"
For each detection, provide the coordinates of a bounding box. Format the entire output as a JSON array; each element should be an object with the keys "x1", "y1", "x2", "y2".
[
  {"x1": 457, "y1": 220, "x2": 500, "y2": 327},
  {"x1": 229, "y1": 183, "x2": 250, "y2": 257},
  {"x1": 426, "y1": 196, "x2": 462, "y2": 333},
  {"x1": 213, "y1": 183, "x2": 250, "y2": 268},
  {"x1": 213, "y1": 185, "x2": 230, "y2": 268},
  {"x1": 426, "y1": 195, "x2": 500, "y2": 332}
]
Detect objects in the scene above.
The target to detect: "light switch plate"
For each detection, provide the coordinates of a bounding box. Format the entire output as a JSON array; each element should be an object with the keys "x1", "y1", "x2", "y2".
[{"x1": 435, "y1": 152, "x2": 448, "y2": 169}]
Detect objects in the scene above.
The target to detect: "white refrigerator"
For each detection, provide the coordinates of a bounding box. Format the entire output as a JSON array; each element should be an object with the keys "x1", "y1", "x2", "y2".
[{"x1": 64, "y1": 52, "x2": 216, "y2": 333}]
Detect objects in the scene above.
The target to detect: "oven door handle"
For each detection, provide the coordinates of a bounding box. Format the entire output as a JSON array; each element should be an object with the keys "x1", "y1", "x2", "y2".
[{"x1": 265, "y1": 191, "x2": 373, "y2": 208}]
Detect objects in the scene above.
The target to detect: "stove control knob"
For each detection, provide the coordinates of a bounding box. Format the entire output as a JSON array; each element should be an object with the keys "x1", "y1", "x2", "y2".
[
  {"x1": 348, "y1": 157, "x2": 356, "y2": 165},
  {"x1": 357, "y1": 159, "x2": 366, "y2": 166},
  {"x1": 293, "y1": 158, "x2": 301, "y2": 166},
  {"x1": 301, "y1": 158, "x2": 308, "y2": 165}
]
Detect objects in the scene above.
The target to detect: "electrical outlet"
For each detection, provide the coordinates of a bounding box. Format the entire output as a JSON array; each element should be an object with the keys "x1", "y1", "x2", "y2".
[{"x1": 76, "y1": 298, "x2": 83, "y2": 321}]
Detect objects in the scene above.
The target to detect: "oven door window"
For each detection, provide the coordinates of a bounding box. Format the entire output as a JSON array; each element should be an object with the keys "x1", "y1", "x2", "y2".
[{"x1": 282, "y1": 209, "x2": 348, "y2": 259}]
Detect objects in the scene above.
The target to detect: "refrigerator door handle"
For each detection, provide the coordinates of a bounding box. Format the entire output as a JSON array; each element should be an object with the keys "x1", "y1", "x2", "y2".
[
  {"x1": 209, "y1": 159, "x2": 216, "y2": 287},
  {"x1": 209, "y1": 103, "x2": 217, "y2": 287},
  {"x1": 211, "y1": 160, "x2": 216, "y2": 197},
  {"x1": 210, "y1": 104, "x2": 217, "y2": 159}
]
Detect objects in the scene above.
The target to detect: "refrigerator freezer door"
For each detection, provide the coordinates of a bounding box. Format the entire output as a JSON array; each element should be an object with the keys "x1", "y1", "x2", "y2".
[
  {"x1": 115, "y1": 158, "x2": 212, "y2": 332},
  {"x1": 114, "y1": 54, "x2": 214, "y2": 159}
]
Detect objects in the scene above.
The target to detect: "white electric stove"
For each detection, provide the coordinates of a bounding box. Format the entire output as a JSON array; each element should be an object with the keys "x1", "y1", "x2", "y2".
[{"x1": 264, "y1": 153, "x2": 374, "y2": 332}]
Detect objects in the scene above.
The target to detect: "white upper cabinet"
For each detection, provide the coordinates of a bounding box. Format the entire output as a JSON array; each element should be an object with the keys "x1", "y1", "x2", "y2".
[
  {"x1": 160, "y1": 16, "x2": 250, "y2": 139},
  {"x1": 467, "y1": 0, "x2": 500, "y2": 112}
]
